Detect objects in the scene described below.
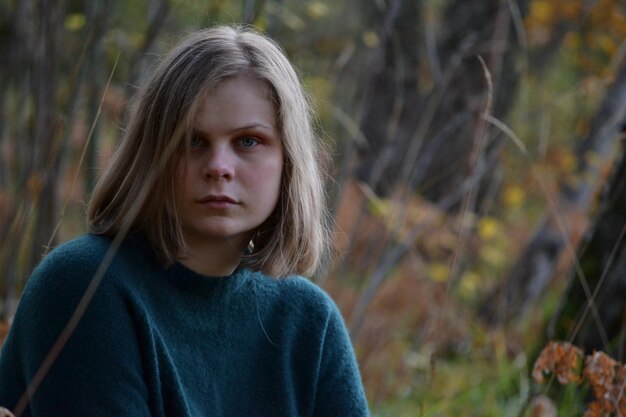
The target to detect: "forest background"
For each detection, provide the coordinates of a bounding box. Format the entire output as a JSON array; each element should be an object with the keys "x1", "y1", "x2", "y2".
[{"x1": 1, "y1": 0, "x2": 625, "y2": 416}]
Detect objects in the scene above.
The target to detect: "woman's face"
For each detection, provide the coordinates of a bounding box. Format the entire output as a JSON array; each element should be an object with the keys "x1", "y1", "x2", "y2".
[{"x1": 175, "y1": 75, "x2": 284, "y2": 251}]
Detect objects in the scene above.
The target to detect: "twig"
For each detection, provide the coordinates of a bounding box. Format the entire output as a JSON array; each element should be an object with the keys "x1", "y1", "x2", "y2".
[{"x1": 45, "y1": 53, "x2": 120, "y2": 253}]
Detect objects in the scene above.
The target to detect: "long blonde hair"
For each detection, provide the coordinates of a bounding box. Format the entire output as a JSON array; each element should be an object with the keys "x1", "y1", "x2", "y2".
[{"x1": 88, "y1": 25, "x2": 331, "y2": 277}]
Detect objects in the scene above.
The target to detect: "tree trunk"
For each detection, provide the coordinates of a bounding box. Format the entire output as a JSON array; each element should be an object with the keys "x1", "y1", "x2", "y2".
[
  {"x1": 549, "y1": 135, "x2": 626, "y2": 360},
  {"x1": 0, "y1": 0, "x2": 65, "y2": 320},
  {"x1": 354, "y1": 0, "x2": 422, "y2": 193},
  {"x1": 354, "y1": 0, "x2": 530, "y2": 207},
  {"x1": 331, "y1": 0, "x2": 531, "y2": 337},
  {"x1": 412, "y1": 0, "x2": 527, "y2": 205},
  {"x1": 335, "y1": 0, "x2": 530, "y2": 335},
  {"x1": 30, "y1": 0, "x2": 65, "y2": 268},
  {"x1": 482, "y1": 57, "x2": 626, "y2": 325}
]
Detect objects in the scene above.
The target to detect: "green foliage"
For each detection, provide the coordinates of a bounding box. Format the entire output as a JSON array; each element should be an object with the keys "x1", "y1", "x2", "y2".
[{"x1": 370, "y1": 339, "x2": 532, "y2": 417}]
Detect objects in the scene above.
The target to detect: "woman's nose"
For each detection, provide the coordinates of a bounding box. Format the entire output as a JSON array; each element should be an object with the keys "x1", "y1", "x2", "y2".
[{"x1": 203, "y1": 147, "x2": 235, "y2": 180}]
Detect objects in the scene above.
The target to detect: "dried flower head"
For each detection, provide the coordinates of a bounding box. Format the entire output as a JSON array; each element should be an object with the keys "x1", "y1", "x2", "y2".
[
  {"x1": 533, "y1": 341, "x2": 626, "y2": 417},
  {"x1": 532, "y1": 341, "x2": 583, "y2": 384},
  {"x1": 582, "y1": 351, "x2": 625, "y2": 417}
]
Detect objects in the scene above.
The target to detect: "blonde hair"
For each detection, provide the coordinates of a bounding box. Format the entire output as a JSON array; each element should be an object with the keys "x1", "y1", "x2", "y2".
[{"x1": 88, "y1": 25, "x2": 331, "y2": 277}]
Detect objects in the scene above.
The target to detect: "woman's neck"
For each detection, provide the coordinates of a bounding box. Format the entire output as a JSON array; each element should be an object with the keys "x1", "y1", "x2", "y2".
[{"x1": 177, "y1": 236, "x2": 249, "y2": 277}]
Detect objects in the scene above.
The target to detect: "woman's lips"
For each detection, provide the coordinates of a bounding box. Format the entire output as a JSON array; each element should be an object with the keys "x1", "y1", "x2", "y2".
[{"x1": 196, "y1": 195, "x2": 239, "y2": 208}]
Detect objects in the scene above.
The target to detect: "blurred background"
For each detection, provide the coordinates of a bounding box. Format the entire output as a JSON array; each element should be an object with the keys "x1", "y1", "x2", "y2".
[{"x1": 1, "y1": 0, "x2": 625, "y2": 415}]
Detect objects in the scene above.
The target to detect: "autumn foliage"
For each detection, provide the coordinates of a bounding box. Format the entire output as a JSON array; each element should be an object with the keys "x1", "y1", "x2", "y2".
[{"x1": 533, "y1": 341, "x2": 626, "y2": 417}]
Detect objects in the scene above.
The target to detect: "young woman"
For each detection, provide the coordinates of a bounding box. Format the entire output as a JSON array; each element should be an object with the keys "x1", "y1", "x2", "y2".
[{"x1": 0, "y1": 26, "x2": 370, "y2": 416}]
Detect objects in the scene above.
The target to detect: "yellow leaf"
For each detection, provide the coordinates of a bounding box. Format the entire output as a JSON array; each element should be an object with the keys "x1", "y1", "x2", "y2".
[
  {"x1": 428, "y1": 263, "x2": 450, "y2": 283},
  {"x1": 254, "y1": 16, "x2": 269, "y2": 31},
  {"x1": 362, "y1": 31, "x2": 380, "y2": 48},
  {"x1": 357, "y1": 182, "x2": 390, "y2": 218},
  {"x1": 305, "y1": 76, "x2": 332, "y2": 103},
  {"x1": 367, "y1": 198, "x2": 390, "y2": 218},
  {"x1": 64, "y1": 13, "x2": 86, "y2": 32},
  {"x1": 272, "y1": 4, "x2": 306, "y2": 32},
  {"x1": 596, "y1": 33, "x2": 617, "y2": 55},
  {"x1": 477, "y1": 216, "x2": 499, "y2": 240},
  {"x1": 459, "y1": 271, "x2": 480, "y2": 298},
  {"x1": 529, "y1": 0, "x2": 554, "y2": 25},
  {"x1": 480, "y1": 244, "x2": 508, "y2": 268},
  {"x1": 559, "y1": 150, "x2": 577, "y2": 173},
  {"x1": 307, "y1": 2, "x2": 329, "y2": 19},
  {"x1": 503, "y1": 185, "x2": 525, "y2": 208},
  {"x1": 564, "y1": 32, "x2": 582, "y2": 49},
  {"x1": 561, "y1": 2, "x2": 582, "y2": 20}
]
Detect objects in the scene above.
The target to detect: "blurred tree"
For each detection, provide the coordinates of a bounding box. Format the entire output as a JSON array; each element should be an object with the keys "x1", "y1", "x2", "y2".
[
  {"x1": 0, "y1": 0, "x2": 173, "y2": 319},
  {"x1": 334, "y1": 0, "x2": 532, "y2": 336},
  {"x1": 549, "y1": 108, "x2": 626, "y2": 360},
  {"x1": 351, "y1": 0, "x2": 530, "y2": 206},
  {"x1": 412, "y1": 0, "x2": 530, "y2": 206},
  {"x1": 0, "y1": 0, "x2": 65, "y2": 319},
  {"x1": 352, "y1": 0, "x2": 421, "y2": 193},
  {"x1": 481, "y1": 9, "x2": 626, "y2": 325}
]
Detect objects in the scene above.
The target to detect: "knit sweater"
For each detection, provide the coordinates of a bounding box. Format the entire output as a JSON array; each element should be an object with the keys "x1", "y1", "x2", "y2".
[{"x1": 0, "y1": 234, "x2": 369, "y2": 416}]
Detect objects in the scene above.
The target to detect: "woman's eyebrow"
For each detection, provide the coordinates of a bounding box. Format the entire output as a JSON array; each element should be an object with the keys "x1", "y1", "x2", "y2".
[
  {"x1": 193, "y1": 123, "x2": 277, "y2": 136},
  {"x1": 230, "y1": 123, "x2": 276, "y2": 133}
]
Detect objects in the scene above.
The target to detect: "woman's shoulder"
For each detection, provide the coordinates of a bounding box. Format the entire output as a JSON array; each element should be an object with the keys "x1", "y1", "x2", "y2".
[
  {"x1": 28, "y1": 234, "x2": 109, "y2": 284},
  {"x1": 42, "y1": 233, "x2": 112, "y2": 264},
  {"x1": 24, "y1": 233, "x2": 140, "y2": 302},
  {"x1": 45, "y1": 232, "x2": 114, "y2": 259},
  {"x1": 30, "y1": 233, "x2": 101, "y2": 271},
  {"x1": 244, "y1": 270, "x2": 339, "y2": 318},
  {"x1": 36, "y1": 233, "x2": 152, "y2": 276}
]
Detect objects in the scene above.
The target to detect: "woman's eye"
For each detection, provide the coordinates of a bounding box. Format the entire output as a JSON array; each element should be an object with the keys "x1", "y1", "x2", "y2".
[
  {"x1": 190, "y1": 136, "x2": 203, "y2": 147},
  {"x1": 239, "y1": 137, "x2": 259, "y2": 148}
]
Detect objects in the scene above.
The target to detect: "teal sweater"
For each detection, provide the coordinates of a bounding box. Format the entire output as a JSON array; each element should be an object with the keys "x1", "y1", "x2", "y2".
[{"x1": 0, "y1": 234, "x2": 369, "y2": 416}]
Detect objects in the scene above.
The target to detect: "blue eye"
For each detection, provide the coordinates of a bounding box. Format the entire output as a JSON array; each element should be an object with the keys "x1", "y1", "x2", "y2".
[{"x1": 239, "y1": 137, "x2": 259, "y2": 148}]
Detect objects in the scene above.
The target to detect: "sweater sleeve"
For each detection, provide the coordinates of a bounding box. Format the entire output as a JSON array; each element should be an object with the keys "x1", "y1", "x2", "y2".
[
  {"x1": 313, "y1": 300, "x2": 370, "y2": 417},
  {"x1": 0, "y1": 241, "x2": 152, "y2": 417}
]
